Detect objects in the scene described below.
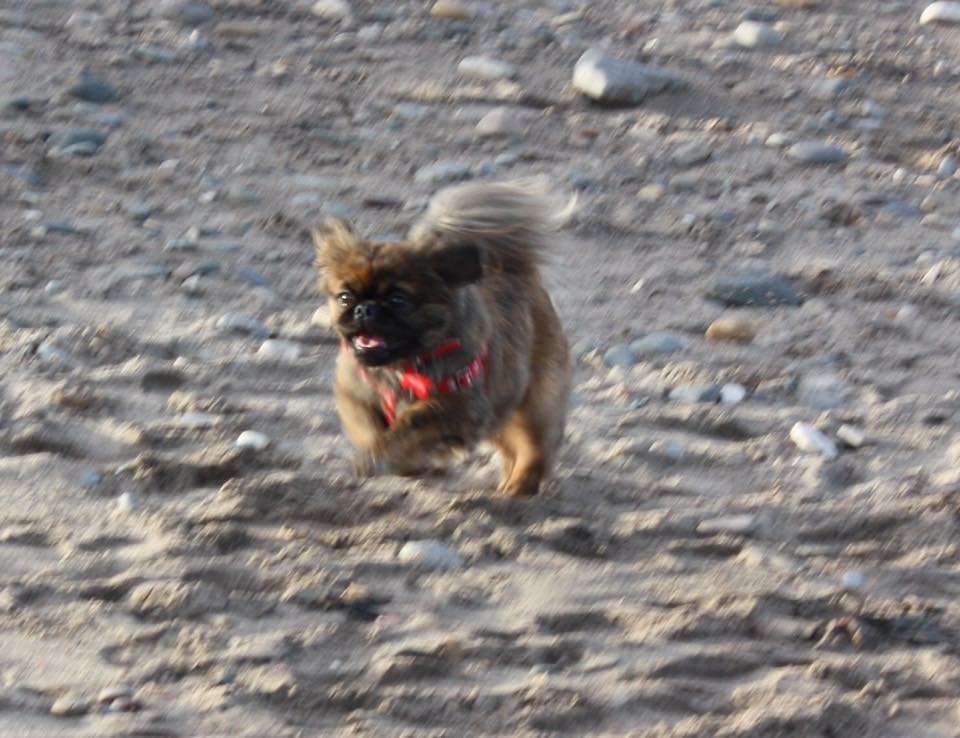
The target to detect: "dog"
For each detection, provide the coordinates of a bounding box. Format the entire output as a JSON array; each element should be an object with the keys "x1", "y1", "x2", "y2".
[{"x1": 313, "y1": 181, "x2": 572, "y2": 496}]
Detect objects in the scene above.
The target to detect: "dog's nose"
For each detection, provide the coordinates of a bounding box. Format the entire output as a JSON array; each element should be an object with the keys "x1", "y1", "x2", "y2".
[{"x1": 353, "y1": 302, "x2": 379, "y2": 323}]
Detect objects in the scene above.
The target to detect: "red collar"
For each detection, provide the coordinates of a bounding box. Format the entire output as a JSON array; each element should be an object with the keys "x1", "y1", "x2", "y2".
[{"x1": 348, "y1": 339, "x2": 489, "y2": 428}]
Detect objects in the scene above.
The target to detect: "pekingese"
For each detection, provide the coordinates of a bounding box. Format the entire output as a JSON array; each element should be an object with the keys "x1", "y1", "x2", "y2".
[{"x1": 313, "y1": 181, "x2": 572, "y2": 496}]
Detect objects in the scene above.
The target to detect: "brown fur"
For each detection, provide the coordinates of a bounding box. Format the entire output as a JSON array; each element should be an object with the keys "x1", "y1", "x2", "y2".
[{"x1": 313, "y1": 181, "x2": 572, "y2": 496}]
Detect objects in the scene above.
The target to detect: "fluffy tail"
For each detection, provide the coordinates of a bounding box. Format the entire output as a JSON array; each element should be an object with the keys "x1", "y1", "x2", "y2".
[{"x1": 409, "y1": 180, "x2": 576, "y2": 275}]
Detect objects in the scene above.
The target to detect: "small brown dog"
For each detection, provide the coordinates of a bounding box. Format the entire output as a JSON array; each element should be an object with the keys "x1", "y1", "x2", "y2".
[{"x1": 313, "y1": 181, "x2": 571, "y2": 496}]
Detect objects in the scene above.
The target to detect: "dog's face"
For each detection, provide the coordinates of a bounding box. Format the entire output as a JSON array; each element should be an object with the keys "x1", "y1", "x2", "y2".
[{"x1": 314, "y1": 219, "x2": 483, "y2": 367}]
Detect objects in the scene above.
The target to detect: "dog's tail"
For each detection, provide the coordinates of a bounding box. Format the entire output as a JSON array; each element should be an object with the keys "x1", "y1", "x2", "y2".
[{"x1": 409, "y1": 179, "x2": 576, "y2": 276}]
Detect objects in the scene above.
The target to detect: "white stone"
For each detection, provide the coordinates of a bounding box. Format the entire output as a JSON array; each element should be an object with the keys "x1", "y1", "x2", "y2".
[
  {"x1": 257, "y1": 339, "x2": 302, "y2": 361},
  {"x1": 117, "y1": 492, "x2": 140, "y2": 513},
  {"x1": 836, "y1": 424, "x2": 867, "y2": 448},
  {"x1": 720, "y1": 383, "x2": 747, "y2": 405},
  {"x1": 181, "y1": 275, "x2": 204, "y2": 295},
  {"x1": 733, "y1": 21, "x2": 782, "y2": 48},
  {"x1": 572, "y1": 49, "x2": 687, "y2": 104},
  {"x1": 236, "y1": 430, "x2": 271, "y2": 451},
  {"x1": 398, "y1": 540, "x2": 463, "y2": 570},
  {"x1": 458, "y1": 56, "x2": 516, "y2": 81},
  {"x1": 36, "y1": 341, "x2": 73, "y2": 366},
  {"x1": 697, "y1": 514, "x2": 757, "y2": 536},
  {"x1": 789, "y1": 422, "x2": 838, "y2": 459},
  {"x1": 312, "y1": 0, "x2": 350, "y2": 20},
  {"x1": 920, "y1": 2, "x2": 960, "y2": 24},
  {"x1": 173, "y1": 412, "x2": 219, "y2": 429},
  {"x1": 476, "y1": 107, "x2": 520, "y2": 138}
]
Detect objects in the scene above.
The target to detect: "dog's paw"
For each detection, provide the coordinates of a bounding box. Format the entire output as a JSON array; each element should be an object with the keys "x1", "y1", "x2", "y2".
[{"x1": 352, "y1": 452, "x2": 384, "y2": 478}]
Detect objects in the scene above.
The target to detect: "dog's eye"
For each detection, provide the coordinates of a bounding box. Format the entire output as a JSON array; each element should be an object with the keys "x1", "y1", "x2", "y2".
[
  {"x1": 336, "y1": 291, "x2": 355, "y2": 307},
  {"x1": 385, "y1": 291, "x2": 413, "y2": 312}
]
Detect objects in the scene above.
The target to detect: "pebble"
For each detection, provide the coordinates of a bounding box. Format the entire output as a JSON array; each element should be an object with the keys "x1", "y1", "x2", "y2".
[
  {"x1": 572, "y1": 48, "x2": 687, "y2": 105},
  {"x1": 637, "y1": 183, "x2": 666, "y2": 202},
  {"x1": 257, "y1": 339, "x2": 302, "y2": 361},
  {"x1": 97, "y1": 686, "x2": 133, "y2": 704},
  {"x1": 733, "y1": 21, "x2": 782, "y2": 48},
  {"x1": 414, "y1": 161, "x2": 472, "y2": 185},
  {"x1": 36, "y1": 341, "x2": 73, "y2": 366},
  {"x1": 937, "y1": 155, "x2": 958, "y2": 178},
  {"x1": 431, "y1": 0, "x2": 472, "y2": 20},
  {"x1": 705, "y1": 317, "x2": 755, "y2": 344},
  {"x1": 697, "y1": 514, "x2": 757, "y2": 536},
  {"x1": 135, "y1": 46, "x2": 178, "y2": 64},
  {"x1": 920, "y1": 1, "x2": 960, "y2": 24},
  {"x1": 789, "y1": 422, "x2": 838, "y2": 459},
  {"x1": 118, "y1": 491, "x2": 141, "y2": 513},
  {"x1": 765, "y1": 132, "x2": 796, "y2": 148},
  {"x1": 707, "y1": 274, "x2": 803, "y2": 307},
  {"x1": 165, "y1": 237, "x2": 197, "y2": 252},
  {"x1": 786, "y1": 141, "x2": 848, "y2": 164},
  {"x1": 312, "y1": 0, "x2": 351, "y2": 20},
  {"x1": 236, "y1": 430, "x2": 271, "y2": 452},
  {"x1": 126, "y1": 200, "x2": 153, "y2": 221},
  {"x1": 80, "y1": 471, "x2": 103, "y2": 488},
  {"x1": 48, "y1": 128, "x2": 107, "y2": 157},
  {"x1": 811, "y1": 78, "x2": 850, "y2": 99},
  {"x1": 476, "y1": 107, "x2": 520, "y2": 138},
  {"x1": 44, "y1": 280, "x2": 65, "y2": 295},
  {"x1": 398, "y1": 540, "x2": 464, "y2": 570},
  {"x1": 602, "y1": 344, "x2": 637, "y2": 368},
  {"x1": 669, "y1": 384, "x2": 722, "y2": 404},
  {"x1": 840, "y1": 571, "x2": 866, "y2": 590},
  {"x1": 629, "y1": 331, "x2": 686, "y2": 358},
  {"x1": 720, "y1": 383, "x2": 747, "y2": 404},
  {"x1": 671, "y1": 141, "x2": 713, "y2": 167},
  {"x1": 68, "y1": 76, "x2": 119, "y2": 105},
  {"x1": 216, "y1": 312, "x2": 270, "y2": 338},
  {"x1": 180, "y1": 275, "x2": 204, "y2": 295},
  {"x1": 796, "y1": 372, "x2": 849, "y2": 409},
  {"x1": 458, "y1": 56, "x2": 516, "y2": 81},
  {"x1": 159, "y1": 0, "x2": 214, "y2": 26},
  {"x1": 51, "y1": 695, "x2": 89, "y2": 718},
  {"x1": 836, "y1": 424, "x2": 867, "y2": 448}
]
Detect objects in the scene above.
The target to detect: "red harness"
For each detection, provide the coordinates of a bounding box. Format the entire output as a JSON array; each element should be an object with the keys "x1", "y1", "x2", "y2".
[{"x1": 350, "y1": 339, "x2": 488, "y2": 428}]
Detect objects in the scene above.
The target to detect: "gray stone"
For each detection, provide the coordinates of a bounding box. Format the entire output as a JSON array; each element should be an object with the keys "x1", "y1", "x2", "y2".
[
  {"x1": 257, "y1": 339, "x2": 302, "y2": 361},
  {"x1": 629, "y1": 332, "x2": 687, "y2": 358},
  {"x1": 797, "y1": 372, "x2": 849, "y2": 409},
  {"x1": 786, "y1": 141, "x2": 848, "y2": 164},
  {"x1": 398, "y1": 540, "x2": 463, "y2": 570},
  {"x1": 733, "y1": 21, "x2": 782, "y2": 48},
  {"x1": 216, "y1": 312, "x2": 270, "y2": 338},
  {"x1": 879, "y1": 200, "x2": 921, "y2": 220},
  {"x1": 457, "y1": 56, "x2": 516, "y2": 81},
  {"x1": 720, "y1": 383, "x2": 747, "y2": 404},
  {"x1": 572, "y1": 49, "x2": 687, "y2": 105},
  {"x1": 669, "y1": 384, "x2": 722, "y2": 404},
  {"x1": 135, "y1": 46, "x2": 178, "y2": 64},
  {"x1": 707, "y1": 274, "x2": 803, "y2": 306},
  {"x1": 603, "y1": 344, "x2": 637, "y2": 368},
  {"x1": 671, "y1": 141, "x2": 713, "y2": 167},
  {"x1": 48, "y1": 129, "x2": 107, "y2": 156},
  {"x1": 159, "y1": 0, "x2": 214, "y2": 26},
  {"x1": 414, "y1": 161, "x2": 472, "y2": 185},
  {"x1": 164, "y1": 238, "x2": 197, "y2": 252},
  {"x1": 811, "y1": 78, "x2": 850, "y2": 99},
  {"x1": 68, "y1": 76, "x2": 119, "y2": 104},
  {"x1": 937, "y1": 155, "x2": 958, "y2": 179}
]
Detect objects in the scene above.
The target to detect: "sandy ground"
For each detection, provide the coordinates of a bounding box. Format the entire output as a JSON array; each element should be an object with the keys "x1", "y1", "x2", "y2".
[{"x1": 2, "y1": 0, "x2": 960, "y2": 736}]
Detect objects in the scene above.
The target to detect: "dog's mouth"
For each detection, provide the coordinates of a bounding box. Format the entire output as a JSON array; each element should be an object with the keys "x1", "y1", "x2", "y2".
[{"x1": 352, "y1": 333, "x2": 388, "y2": 351}]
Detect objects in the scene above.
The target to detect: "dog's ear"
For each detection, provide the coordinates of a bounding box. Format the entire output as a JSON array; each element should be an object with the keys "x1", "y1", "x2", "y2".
[
  {"x1": 312, "y1": 217, "x2": 358, "y2": 268},
  {"x1": 426, "y1": 241, "x2": 484, "y2": 287}
]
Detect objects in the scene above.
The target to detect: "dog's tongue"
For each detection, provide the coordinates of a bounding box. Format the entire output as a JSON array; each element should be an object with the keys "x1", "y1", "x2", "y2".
[{"x1": 354, "y1": 334, "x2": 386, "y2": 350}]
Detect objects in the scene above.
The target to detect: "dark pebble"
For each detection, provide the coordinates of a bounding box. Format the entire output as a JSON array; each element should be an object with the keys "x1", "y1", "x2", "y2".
[
  {"x1": 708, "y1": 274, "x2": 804, "y2": 307},
  {"x1": 68, "y1": 77, "x2": 119, "y2": 105}
]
